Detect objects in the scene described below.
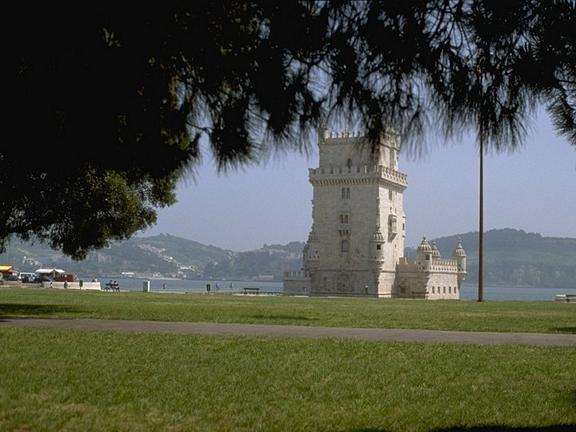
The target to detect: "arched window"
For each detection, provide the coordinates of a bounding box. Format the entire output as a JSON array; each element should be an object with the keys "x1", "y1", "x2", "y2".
[{"x1": 341, "y1": 239, "x2": 349, "y2": 253}]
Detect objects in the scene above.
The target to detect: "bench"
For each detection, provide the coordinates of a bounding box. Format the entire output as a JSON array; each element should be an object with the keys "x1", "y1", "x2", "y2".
[{"x1": 242, "y1": 287, "x2": 260, "y2": 295}]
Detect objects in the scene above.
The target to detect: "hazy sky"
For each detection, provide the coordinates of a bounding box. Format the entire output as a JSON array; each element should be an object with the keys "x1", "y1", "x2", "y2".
[{"x1": 142, "y1": 108, "x2": 576, "y2": 251}]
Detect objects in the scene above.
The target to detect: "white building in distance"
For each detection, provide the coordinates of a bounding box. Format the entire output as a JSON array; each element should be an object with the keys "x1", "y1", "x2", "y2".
[{"x1": 284, "y1": 127, "x2": 466, "y2": 299}]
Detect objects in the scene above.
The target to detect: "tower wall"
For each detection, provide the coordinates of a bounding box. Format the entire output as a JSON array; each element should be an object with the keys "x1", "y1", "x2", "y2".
[
  {"x1": 303, "y1": 130, "x2": 407, "y2": 296},
  {"x1": 284, "y1": 128, "x2": 466, "y2": 300}
]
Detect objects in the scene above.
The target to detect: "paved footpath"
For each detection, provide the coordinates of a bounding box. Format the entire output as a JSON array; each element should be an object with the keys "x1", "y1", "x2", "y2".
[{"x1": 2, "y1": 317, "x2": 576, "y2": 346}]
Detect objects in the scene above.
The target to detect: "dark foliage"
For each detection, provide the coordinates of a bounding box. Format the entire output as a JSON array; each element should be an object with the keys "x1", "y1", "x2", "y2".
[{"x1": 5, "y1": 1, "x2": 576, "y2": 257}]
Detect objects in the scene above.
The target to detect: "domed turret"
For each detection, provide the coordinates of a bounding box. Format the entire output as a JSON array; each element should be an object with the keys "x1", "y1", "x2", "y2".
[
  {"x1": 304, "y1": 229, "x2": 320, "y2": 270},
  {"x1": 372, "y1": 228, "x2": 384, "y2": 242},
  {"x1": 453, "y1": 239, "x2": 466, "y2": 258},
  {"x1": 371, "y1": 226, "x2": 385, "y2": 267},
  {"x1": 431, "y1": 241, "x2": 441, "y2": 258},
  {"x1": 416, "y1": 237, "x2": 433, "y2": 271},
  {"x1": 453, "y1": 239, "x2": 467, "y2": 275},
  {"x1": 417, "y1": 237, "x2": 433, "y2": 253}
]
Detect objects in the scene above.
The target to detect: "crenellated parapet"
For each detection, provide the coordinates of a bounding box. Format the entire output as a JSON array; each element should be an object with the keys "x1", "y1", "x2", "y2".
[
  {"x1": 320, "y1": 129, "x2": 401, "y2": 149},
  {"x1": 309, "y1": 164, "x2": 407, "y2": 187},
  {"x1": 322, "y1": 129, "x2": 370, "y2": 140},
  {"x1": 428, "y1": 257, "x2": 459, "y2": 273},
  {"x1": 284, "y1": 270, "x2": 311, "y2": 278}
]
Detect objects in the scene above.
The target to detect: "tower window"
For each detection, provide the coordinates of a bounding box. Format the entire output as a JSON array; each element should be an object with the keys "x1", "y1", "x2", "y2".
[
  {"x1": 388, "y1": 214, "x2": 398, "y2": 235},
  {"x1": 341, "y1": 187, "x2": 350, "y2": 200},
  {"x1": 341, "y1": 239, "x2": 349, "y2": 253},
  {"x1": 376, "y1": 244, "x2": 381, "y2": 250}
]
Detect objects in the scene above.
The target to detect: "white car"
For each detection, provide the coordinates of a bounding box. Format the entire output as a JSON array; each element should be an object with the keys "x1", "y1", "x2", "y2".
[{"x1": 18, "y1": 272, "x2": 38, "y2": 283}]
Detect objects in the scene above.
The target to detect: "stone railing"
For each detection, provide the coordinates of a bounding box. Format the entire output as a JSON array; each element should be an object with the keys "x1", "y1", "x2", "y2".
[
  {"x1": 283, "y1": 271, "x2": 311, "y2": 279},
  {"x1": 309, "y1": 164, "x2": 407, "y2": 186},
  {"x1": 321, "y1": 130, "x2": 401, "y2": 148},
  {"x1": 430, "y1": 258, "x2": 459, "y2": 273}
]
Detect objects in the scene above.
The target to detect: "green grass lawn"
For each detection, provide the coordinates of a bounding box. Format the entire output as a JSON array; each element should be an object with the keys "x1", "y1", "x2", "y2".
[
  {"x1": 1, "y1": 327, "x2": 575, "y2": 432},
  {"x1": 1, "y1": 286, "x2": 575, "y2": 333}
]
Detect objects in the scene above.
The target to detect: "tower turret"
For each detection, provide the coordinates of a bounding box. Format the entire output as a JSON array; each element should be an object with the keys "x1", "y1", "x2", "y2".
[
  {"x1": 304, "y1": 229, "x2": 320, "y2": 270},
  {"x1": 318, "y1": 119, "x2": 327, "y2": 145},
  {"x1": 416, "y1": 237, "x2": 433, "y2": 272},
  {"x1": 453, "y1": 239, "x2": 467, "y2": 289},
  {"x1": 370, "y1": 226, "x2": 385, "y2": 268},
  {"x1": 453, "y1": 240, "x2": 466, "y2": 273},
  {"x1": 431, "y1": 241, "x2": 441, "y2": 258},
  {"x1": 453, "y1": 239, "x2": 467, "y2": 273}
]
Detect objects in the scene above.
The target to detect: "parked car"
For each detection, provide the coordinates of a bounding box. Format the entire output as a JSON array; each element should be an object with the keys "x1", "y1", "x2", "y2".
[{"x1": 18, "y1": 272, "x2": 38, "y2": 283}]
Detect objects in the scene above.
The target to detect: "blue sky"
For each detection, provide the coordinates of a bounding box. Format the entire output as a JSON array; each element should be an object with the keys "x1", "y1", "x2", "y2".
[{"x1": 142, "y1": 109, "x2": 576, "y2": 251}]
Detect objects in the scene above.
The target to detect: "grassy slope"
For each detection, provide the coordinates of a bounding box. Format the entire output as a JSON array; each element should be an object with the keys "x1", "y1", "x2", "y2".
[
  {"x1": 1, "y1": 287, "x2": 575, "y2": 334},
  {"x1": 1, "y1": 327, "x2": 575, "y2": 432}
]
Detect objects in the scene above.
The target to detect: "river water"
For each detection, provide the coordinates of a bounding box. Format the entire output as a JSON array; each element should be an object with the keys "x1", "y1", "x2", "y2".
[{"x1": 94, "y1": 277, "x2": 576, "y2": 301}]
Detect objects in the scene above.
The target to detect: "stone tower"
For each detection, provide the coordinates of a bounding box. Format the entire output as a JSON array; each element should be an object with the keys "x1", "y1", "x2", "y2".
[{"x1": 302, "y1": 129, "x2": 407, "y2": 297}]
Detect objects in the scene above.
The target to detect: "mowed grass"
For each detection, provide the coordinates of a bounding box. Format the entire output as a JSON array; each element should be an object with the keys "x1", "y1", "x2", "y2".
[
  {"x1": 1, "y1": 286, "x2": 575, "y2": 333},
  {"x1": 1, "y1": 327, "x2": 575, "y2": 432}
]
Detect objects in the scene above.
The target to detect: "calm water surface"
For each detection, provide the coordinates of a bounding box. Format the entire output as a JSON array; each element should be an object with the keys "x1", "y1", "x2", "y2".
[{"x1": 94, "y1": 277, "x2": 576, "y2": 301}]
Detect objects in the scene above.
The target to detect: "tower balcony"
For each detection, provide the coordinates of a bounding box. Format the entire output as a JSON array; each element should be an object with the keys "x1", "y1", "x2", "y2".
[{"x1": 309, "y1": 164, "x2": 407, "y2": 188}]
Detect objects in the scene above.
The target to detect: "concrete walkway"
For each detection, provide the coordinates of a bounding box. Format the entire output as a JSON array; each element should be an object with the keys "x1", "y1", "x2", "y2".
[{"x1": 2, "y1": 317, "x2": 576, "y2": 346}]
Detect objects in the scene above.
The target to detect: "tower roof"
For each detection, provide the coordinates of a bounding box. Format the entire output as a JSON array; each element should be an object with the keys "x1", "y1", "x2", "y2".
[
  {"x1": 453, "y1": 239, "x2": 467, "y2": 257},
  {"x1": 431, "y1": 241, "x2": 441, "y2": 257},
  {"x1": 417, "y1": 237, "x2": 433, "y2": 253},
  {"x1": 372, "y1": 226, "x2": 384, "y2": 242}
]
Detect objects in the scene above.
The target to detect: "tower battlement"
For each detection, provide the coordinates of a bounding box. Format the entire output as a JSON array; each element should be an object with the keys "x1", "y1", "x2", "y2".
[{"x1": 309, "y1": 165, "x2": 407, "y2": 187}]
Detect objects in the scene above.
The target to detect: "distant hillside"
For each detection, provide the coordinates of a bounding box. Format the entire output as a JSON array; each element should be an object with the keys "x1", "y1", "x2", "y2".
[
  {"x1": 203, "y1": 242, "x2": 304, "y2": 280},
  {"x1": 2, "y1": 229, "x2": 574, "y2": 286},
  {"x1": 0, "y1": 235, "x2": 303, "y2": 281},
  {"x1": 405, "y1": 228, "x2": 576, "y2": 288}
]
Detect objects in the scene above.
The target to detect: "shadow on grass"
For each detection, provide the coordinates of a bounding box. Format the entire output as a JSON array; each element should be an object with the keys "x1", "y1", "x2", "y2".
[
  {"x1": 351, "y1": 426, "x2": 575, "y2": 432},
  {"x1": 550, "y1": 327, "x2": 576, "y2": 334},
  {"x1": 434, "y1": 426, "x2": 576, "y2": 432},
  {"x1": 248, "y1": 314, "x2": 318, "y2": 322},
  {"x1": 0, "y1": 303, "x2": 85, "y2": 319}
]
